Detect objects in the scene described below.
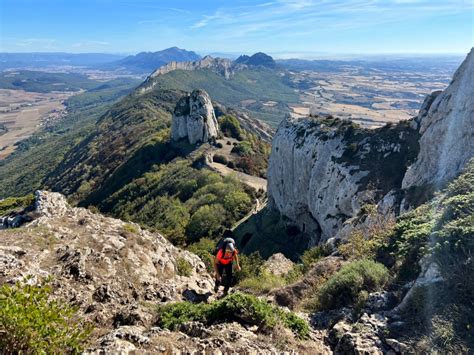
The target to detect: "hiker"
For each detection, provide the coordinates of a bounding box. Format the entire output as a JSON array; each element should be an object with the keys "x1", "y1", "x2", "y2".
[{"x1": 214, "y1": 233, "x2": 241, "y2": 295}]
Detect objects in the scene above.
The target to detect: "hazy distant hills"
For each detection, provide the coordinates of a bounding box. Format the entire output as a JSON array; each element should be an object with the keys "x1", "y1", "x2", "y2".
[
  {"x1": 106, "y1": 47, "x2": 201, "y2": 74},
  {"x1": 277, "y1": 55, "x2": 464, "y2": 73},
  {"x1": 235, "y1": 52, "x2": 276, "y2": 68},
  {"x1": 0, "y1": 52, "x2": 125, "y2": 69}
]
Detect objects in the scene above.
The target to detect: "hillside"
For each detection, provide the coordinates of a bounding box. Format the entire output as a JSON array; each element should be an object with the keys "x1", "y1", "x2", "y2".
[
  {"x1": 0, "y1": 77, "x2": 141, "y2": 198},
  {"x1": 136, "y1": 54, "x2": 298, "y2": 127}
]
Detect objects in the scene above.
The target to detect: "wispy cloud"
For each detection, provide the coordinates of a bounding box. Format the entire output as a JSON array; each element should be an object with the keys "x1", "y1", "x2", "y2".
[
  {"x1": 189, "y1": 0, "x2": 473, "y2": 40},
  {"x1": 13, "y1": 38, "x2": 58, "y2": 50},
  {"x1": 71, "y1": 40, "x2": 110, "y2": 48},
  {"x1": 191, "y1": 11, "x2": 226, "y2": 29}
]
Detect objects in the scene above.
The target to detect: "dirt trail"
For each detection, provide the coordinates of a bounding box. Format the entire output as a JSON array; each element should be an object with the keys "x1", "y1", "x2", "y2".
[{"x1": 208, "y1": 161, "x2": 267, "y2": 191}]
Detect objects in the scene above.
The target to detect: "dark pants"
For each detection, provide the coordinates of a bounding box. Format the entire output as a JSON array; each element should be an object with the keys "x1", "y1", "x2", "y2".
[{"x1": 215, "y1": 262, "x2": 233, "y2": 293}]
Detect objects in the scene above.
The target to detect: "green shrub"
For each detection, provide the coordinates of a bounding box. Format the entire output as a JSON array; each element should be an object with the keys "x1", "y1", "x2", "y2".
[
  {"x1": 235, "y1": 251, "x2": 265, "y2": 283},
  {"x1": 317, "y1": 259, "x2": 390, "y2": 310},
  {"x1": 238, "y1": 271, "x2": 287, "y2": 293},
  {"x1": 232, "y1": 141, "x2": 253, "y2": 156},
  {"x1": 186, "y1": 204, "x2": 226, "y2": 242},
  {"x1": 219, "y1": 115, "x2": 242, "y2": 140},
  {"x1": 176, "y1": 257, "x2": 193, "y2": 277},
  {"x1": 156, "y1": 292, "x2": 309, "y2": 339},
  {"x1": 0, "y1": 280, "x2": 92, "y2": 354},
  {"x1": 187, "y1": 238, "x2": 215, "y2": 272},
  {"x1": 223, "y1": 190, "x2": 252, "y2": 219},
  {"x1": 300, "y1": 245, "x2": 327, "y2": 272},
  {"x1": 0, "y1": 194, "x2": 35, "y2": 215},
  {"x1": 123, "y1": 223, "x2": 139, "y2": 234},
  {"x1": 213, "y1": 154, "x2": 228, "y2": 165}
]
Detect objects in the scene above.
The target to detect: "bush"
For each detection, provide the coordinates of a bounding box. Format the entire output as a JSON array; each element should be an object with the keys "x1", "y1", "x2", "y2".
[
  {"x1": 234, "y1": 251, "x2": 265, "y2": 283},
  {"x1": 176, "y1": 257, "x2": 193, "y2": 277},
  {"x1": 238, "y1": 271, "x2": 287, "y2": 293},
  {"x1": 223, "y1": 190, "x2": 252, "y2": 220},
  {"x1": 338, "y1": 205, "x2": 396, "y2": 261},
  {"x1": 0, "y1": 194, "x2": 34, "y2": 215},
  {"x1": 156, "y1": 292, "x2": 309, "y2": 339},
  {"x1": 186, "y1": 204, "x2": 226, "y2": 242},
  {"x1": 317, "y1": 259, "x2": 390, "y2": 310},
  {"x1": 232, "y1": 141, "x2": 253, "y2": 157},
  {"x1": 300, "y1": 245, "x2": 327, "y2": 272},
  {"x1": 0, "y1": 280, "x2": 92, "y2": 354},
  {"x1": 219, "y1": 115, "x2": 242, "y2": 140},
  {"x1": 212, "y1": 154, "x2": 228, "y2": 165},
  {"x1": 187, "y1": 238, "x2": 216, "y2": 272}
]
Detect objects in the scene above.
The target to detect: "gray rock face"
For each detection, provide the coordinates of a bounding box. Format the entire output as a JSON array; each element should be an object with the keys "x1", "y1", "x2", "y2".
[
  {"x1": 171, "y1": 89, "x2": 219, "y2": 144},
  {"x1": 138, "y1": 56, "x2": 235, "y2": 94},
  {"x1": 402, "y1": 48, "x2": 474, "y2": 189},
  {"x1": 267, "y1": 116, "x2": 418, "y2": 243}
]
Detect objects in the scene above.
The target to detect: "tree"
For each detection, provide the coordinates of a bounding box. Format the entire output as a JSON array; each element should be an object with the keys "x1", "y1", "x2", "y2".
[{"x1": 186, "y1": 204, "x2": 226, "y2": 242}]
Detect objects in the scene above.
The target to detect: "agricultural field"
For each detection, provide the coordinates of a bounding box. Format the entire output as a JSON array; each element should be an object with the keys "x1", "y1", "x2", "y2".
[
  {"x1": 285, "y1": 60, "x2": 457, "y2": 128},
  {"x1": 0, "y1": 89, "x2": 74, "y2": 159}
]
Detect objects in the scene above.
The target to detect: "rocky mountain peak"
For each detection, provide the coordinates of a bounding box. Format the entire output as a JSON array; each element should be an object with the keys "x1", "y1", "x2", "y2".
[
  {"x1": 402, "y1": 47, "x2": 474, "y2": 189},
  {"x1": 171, "y1": 89, "x2": 219, "y2": 144},
  {"x1": 234, "y1": 52, "x2": 276, "y2": 68}
]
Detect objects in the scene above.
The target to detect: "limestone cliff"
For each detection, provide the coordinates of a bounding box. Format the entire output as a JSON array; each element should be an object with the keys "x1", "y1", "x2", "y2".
[
  {"x1": 267, "y1": 116, "x2": 419, "y2": 243},
  {"x1": 138, "y1": 56, "x2": 234, "y2": 94},
  {"x1": 267, "y1": 48, "x2": 474, "y2": 243},
  {"x1": 402, "y1": 48, "x2": 474, "y2": 189},
  {"x1": 171, "y1": 89, "x2": 219, "y2": 144}
]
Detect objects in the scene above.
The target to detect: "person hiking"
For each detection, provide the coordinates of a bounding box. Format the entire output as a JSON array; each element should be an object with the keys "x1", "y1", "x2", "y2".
[{"x1": 214, "y1": 233, "x2": 241, "y2": 295}]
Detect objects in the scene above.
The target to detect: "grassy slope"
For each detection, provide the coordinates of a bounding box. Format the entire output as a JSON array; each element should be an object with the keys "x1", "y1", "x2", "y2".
[{"x1": 150, "y1": 68, "x2": 298, "y2": 126}]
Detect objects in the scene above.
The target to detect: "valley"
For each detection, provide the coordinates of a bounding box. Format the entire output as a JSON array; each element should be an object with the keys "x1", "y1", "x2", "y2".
[
  {"x1": 287, "y1": 63, "x2": 456, "y2": 127},
  {"x1": 0, "y1": 48, "x2": 472, "y2": 354},
  {"x1": 0, "y1": 89, "x2": 75, "y2": 159}
]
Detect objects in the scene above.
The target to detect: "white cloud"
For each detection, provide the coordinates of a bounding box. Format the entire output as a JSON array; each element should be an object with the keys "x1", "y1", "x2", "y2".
[{"x1": 71, "y1": 40, "x2": 110, "y2": 48}]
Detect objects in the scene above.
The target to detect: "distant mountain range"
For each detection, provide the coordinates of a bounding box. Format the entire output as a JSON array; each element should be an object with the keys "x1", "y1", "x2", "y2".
[
  {"x1": 105, "y1": 47, "x2": 201, "y2": 74},
  {"x1": 234, "y1": 52, "x2": 276, "y2": 68},
  {"x1": 0, "y1": 52, "x2": 125, "y2": 69}
]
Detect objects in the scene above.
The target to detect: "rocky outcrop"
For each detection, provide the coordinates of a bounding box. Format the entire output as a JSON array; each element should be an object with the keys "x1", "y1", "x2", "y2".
[
  {"x1": 263, "y1": 253, "x2": 294, "y2": 277},
  {"x1": 402, "y1": 48, "x2": 474, "y2": 189},
  {"x1": 267, "y1": 116, "x2": 419, "y2": 243},
  {"x1": 267, "y1": 49, "x2": 474, "y2": 243},
  {"x1": 234, "y1": 52, "x2": 276, "y2": 68},
  {"x1": 0, "y1": 191, "x2": 331, "y2": 353},
  {"x1": 138, "y1": 56, "x2": 234, "y2": 94},
  {"x1": 0, "y1": 190, "x2": 213, "y2": 330},
  {"x1": 171, "y1": 89, "x2": 219, "y2": 144}
]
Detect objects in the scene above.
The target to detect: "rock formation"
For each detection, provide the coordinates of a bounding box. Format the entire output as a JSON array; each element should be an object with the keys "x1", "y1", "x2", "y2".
[
  {"x1": 234, "y1": 52, "x2": 276, "y2": 68},
  {"x1": 267, "y1": 48, "x2": 474, "y2": 243},
  {"x1": 0, "y1": 191, "x2": 213, "y2": 315},
  {"x1": 138, "y1": 53, "x2": 276, "y2": 94},
  {"x1": 138, "y1": 56, "x2": 234, "y2": 94},
  {"x1": 171, "y1": 89, "x2": 219, "y2": 144},
  {"x1": 402, "y1": 48, "x2": 474, "y2": 189},
  {"x1": 267, "y1": 116, "x2": 419, "y2": 243}
]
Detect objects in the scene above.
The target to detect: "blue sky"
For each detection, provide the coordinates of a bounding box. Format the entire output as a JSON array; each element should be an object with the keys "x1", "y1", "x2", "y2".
[{"x1": 1, "y1": 0, "x2": 472, "y2": 57}]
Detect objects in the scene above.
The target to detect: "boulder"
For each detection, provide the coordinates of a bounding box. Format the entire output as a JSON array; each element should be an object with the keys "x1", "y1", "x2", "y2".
[{"x1": 263, "y1": 253, "x2": 294, "y2": 276}]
